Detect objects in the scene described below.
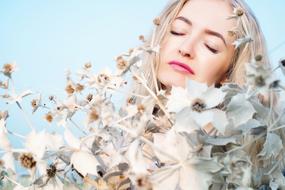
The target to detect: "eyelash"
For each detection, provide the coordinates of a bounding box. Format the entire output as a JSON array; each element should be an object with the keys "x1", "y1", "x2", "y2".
[{"x1": 170, "y1": 30, "x2": 219, "y2": 54}]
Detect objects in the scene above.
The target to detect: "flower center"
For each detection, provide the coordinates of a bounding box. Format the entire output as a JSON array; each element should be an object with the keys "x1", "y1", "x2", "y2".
[
  {"x1": 255, "y1": 76, "x2": 266, "y2": 87},
  {"x1": 191, "y1": 98, "x2": 206, "y2": 112}
]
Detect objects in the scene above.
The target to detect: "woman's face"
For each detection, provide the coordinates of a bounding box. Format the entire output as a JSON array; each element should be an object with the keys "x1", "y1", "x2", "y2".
[{"x1": 158, "y1": 0, "x2": 236, "y2": 88}]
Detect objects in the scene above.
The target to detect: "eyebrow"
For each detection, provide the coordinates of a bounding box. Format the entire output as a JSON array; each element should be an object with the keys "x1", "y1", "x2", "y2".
[{"x1": 175, "y1": 16, "x2": 227, "y2": 46}]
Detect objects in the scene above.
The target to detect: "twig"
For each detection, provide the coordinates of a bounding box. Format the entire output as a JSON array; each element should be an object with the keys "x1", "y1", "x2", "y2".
[
  {"x1": 115, "y1": 123, "x2": 179, "y2": 162},
  {"x1": 132, "y1": 72, "x2": 173, "y2": 125},
  {"x1": 69, "y1": 118, "x2": 88, "y2": 135},
  {"x1": 16, "y1": 101, "x2": 35, "y2": 131},
  {"x1": 4, "y1": 175, "x2": 24, "y2": 187}
]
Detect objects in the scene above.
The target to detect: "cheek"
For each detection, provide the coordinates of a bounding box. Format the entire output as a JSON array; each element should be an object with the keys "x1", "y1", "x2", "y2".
[{"x1": 196, "y1": 55, "x2": 229, "y2": 84}]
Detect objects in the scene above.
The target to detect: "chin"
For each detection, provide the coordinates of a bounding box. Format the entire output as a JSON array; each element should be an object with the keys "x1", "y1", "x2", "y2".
[{"x1": 157, "y1": 72, "x2": 186, "y2": 88}]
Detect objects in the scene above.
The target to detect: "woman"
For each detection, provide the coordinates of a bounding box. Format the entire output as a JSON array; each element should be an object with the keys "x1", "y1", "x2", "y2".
[
  {"x1": 121, "y1": 0, "x2": 279, "y2": 188},
  {"x1": 129, "y1": 0, "x2": 269, "y2": 101}
]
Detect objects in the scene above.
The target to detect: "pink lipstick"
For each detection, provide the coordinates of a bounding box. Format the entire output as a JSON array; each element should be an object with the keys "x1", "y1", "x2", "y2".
[{"x1": 168, "y1": 61, "x2": 195, "y2": 75}]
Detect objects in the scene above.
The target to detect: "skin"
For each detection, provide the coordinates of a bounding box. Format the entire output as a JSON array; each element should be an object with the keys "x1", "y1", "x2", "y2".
[{"x1": 157, "y1": 0, "x2": 236, "y2": 88}]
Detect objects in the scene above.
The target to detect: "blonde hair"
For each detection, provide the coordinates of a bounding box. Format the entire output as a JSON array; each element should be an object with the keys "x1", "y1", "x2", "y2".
[{"x1": 130, "y1": 0, "x2": 269, "y2": 101}]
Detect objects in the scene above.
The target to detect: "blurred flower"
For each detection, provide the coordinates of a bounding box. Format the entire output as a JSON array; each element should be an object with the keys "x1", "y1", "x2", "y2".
[
  {"x1": 139, "y1": 35, "x2": 146, "y2": 42},
  {"x1": 1, "y1": 90, "x2": 33, "y2": 104},
  {"x1": 19, "y1": 153, "x2": 37, "y2": 169},
  {"x1": 166, "y1": 80, "x2": 227, "y2": 134},
  {"x1": 227, "y1": 7, "x2": 244, "y2": 19},
  {"x1": 232, "y1": 35, "x2": 253, "y2": 49},
  {"x1": 31, "y1": 94, "x2": 41, "y2": 113},
  {"x1": 245, "y1": 59, "x2": 276, "y2": 94},
  {"x1": 75, "y1": 83, "x2": 84, "y2": 93},
  {"x1": 153, "y1": 17, "x2": 160, "y2": 26},
  {"x1": 65, "y1": 82, "x2": 75, "y2": 95},
  {"x1": 0, "y1": 111, "x2": 9, "y2": 121},
  {"x1": 0, "y1": 80, "x2": 8, "y2": 89},
  {"x1": 70, "y1": 150, "x2": 99, "y2": 177},
  {"x1": 1, "y1": 62, "x2": 17, "y2": 77},
  {"x1": 44, "y1": 112, "x2": 53, "y2": 123}
]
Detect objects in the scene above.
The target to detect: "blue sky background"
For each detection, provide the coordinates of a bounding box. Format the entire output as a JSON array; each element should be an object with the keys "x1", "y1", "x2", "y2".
[{"x1": 0, "y1": 0, "x2": 285, "y2": 148}]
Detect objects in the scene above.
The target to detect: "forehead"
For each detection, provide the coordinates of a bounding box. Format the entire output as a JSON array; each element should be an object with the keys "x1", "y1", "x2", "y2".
[{"x1": 177, "y1": 0, "x2": 236, "y2": 38}]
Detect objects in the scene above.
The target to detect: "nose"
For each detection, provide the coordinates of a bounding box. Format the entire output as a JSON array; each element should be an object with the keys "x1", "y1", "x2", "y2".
[
  {"x1": 179, "y1": 48, "x2": 192, "y2": 58},
  {"x1": 178, "y1": 37, "x2": 195, "y2": 58}
]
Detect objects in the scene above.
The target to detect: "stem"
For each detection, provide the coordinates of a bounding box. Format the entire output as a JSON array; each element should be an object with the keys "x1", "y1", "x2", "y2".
[
  {"x1": 267, "y1": 89, "x2": 274, "y2": 124},
  {"x1": 116, "y1": 123, "x2": 179, "y2": 162},
  {"x1": 107, "y1": 86, "x2": 147, "y2": 99},
  {"x1": 268, "y1": 109, "x2": 285, "y2": 131},
  {"x1": 69, "y1": 118, "x2": 88, "y2": 135},
  {"x1": 132, "y1": 72, "x2": 173, "y2": 125},
  {"x1": 226, "y1": 132, "x2": 265, "y2": 154},
  {"x1": 271, "y1": 65, "x2": 280, "y2": 74},
  {"x1": 16, "y1": 101, "x2": 34, "y2": 131},
  {"x1": 7, "y1": 129, "x2": 26, "y2": 139},
  {"x1": 84, "y1": 176, "x2": 98, "y2": 187},
  {"x1": 149, "y1": 26, "x2": 159, "y2": 95},
  {"x1": 270, "y1": 125, "x2": 285, "y2": 132},
  {"x1": 4, "y1": 175, "x2": 24, "y2": 187},
  {"x1": 80, "y1": 114, "x2": 134, "y2": 145}
]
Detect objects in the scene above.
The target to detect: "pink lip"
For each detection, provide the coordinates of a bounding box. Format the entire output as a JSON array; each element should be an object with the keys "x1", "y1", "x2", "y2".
[{"x1": 168, "y1": 61, "x2": 195, "y2": 75}]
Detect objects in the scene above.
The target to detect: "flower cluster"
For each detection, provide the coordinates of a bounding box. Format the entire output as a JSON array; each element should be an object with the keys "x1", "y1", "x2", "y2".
[{"x1": 1, "y1": 19, "x2": 285, "y2": 190}]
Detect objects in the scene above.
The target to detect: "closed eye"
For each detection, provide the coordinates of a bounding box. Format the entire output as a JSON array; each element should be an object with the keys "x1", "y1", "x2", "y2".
[
  {"x1": 170, "y1": 30, "x2": 184, "y2": 36},
  {"x1": 205, "y1": 44, "x2": 219, "y2": 54}
]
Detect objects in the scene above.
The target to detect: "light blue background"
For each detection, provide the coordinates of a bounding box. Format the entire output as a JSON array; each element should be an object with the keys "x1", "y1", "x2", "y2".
[
  {"x1": 1, "y1": 1, "x2": 284, "y2": 95},
  {"x1": 0, "y1": 1, "x2": 285, "y2": 147}
]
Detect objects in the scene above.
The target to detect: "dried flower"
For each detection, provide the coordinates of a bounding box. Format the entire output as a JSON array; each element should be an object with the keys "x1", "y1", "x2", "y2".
[
  {"x1": 65, "y1": 83, "x2": 75, "y2": 95},
  {"x1": 139, "y1": 35, "x2": 146, "y2": 42},
  {"x1": 97, "y1": 73, "x2": 110, "y2": 85},
  {"x1": 227, "y1": 7, "x2": 244, "y2": 19},
  {"x1": 88, "y1": 108, "x2": 99, "y2": 124},
  {"x1": 84, "y1": 62, "x2": 92, "y2": 69},
  {"x1": 0, "y1": 159, "x2": 4, "y2": 167},
  {"x1": 75, "y1": 83, "x2": 84, "y2": 92},
  {"x1": 31, "y1": 94, "x2": 41, "y2": 113},
  {"x1": 1, "y1": 63, "x2": 16, "y2": 77},
  {"x1": 227, "y1": 30, "x2": 237, "y2": 37},
  {"x1": 49, "y1": 95, "x2": 55, "y2": 101},
  {"x1": 245, "y1": 60, "x2": 274, "y2": 93},
  {"x1": 153, "y1": 17, "x2": 160, "y2": 26},
  {"x1": 0, "y1": 111, "x2": 9, "y2": 121},
  {"x1": 254, "y1": 54, "x2": 263, "y2": 62},
  {"x1": 126, "y1": 97, "x2": 136, "y2": 105},
  {"x1": 86, "y1": 93, "x2": 93, "y2": 102},
  {"x1": 19, "y1": 153, "x2": 36, "y2": 169},
  {"x1": 232, "y1": 35, "x2": 253, "y2": 49},
  {"x1": 191, "y1": 98, "x2": 206, "y2": 113},
  {"x1": 137, "y1": 104, "x2": 145, "y2": 114},
  {"x1": 235, "y1": 8, "x2": 244, "y2": 16},
  {"x1": 47, "y1": 164, "x2": 57, "y2": 178},
  {"x1": 136, "y1": 175, "x2": 152, "y2": 190},
  {"x1": 0, "y1": 80, "x2": 8, "y2": 89},
  {"x1": 128, "y1": 48, "x2": 134, "y2": 54},
  {"x1": 45, "y1": 112, "x2": 53, "y2": 123},
  {"x1": 116, "y1": 56, "x2": 128, "y2": 70}
]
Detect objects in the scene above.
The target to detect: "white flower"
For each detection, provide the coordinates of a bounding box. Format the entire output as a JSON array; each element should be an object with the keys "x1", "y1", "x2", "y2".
[
  {"x1": 1, "y1": 90, "x2": 33, "y2": 104},
  {"x1": 232, "y1": 35, "x2": 253, "y2": 49},
  {"x1": 126, "y1": 139, "x2": 149, "y2": 175},
  {"x1": 25, "y1": 130, "x2": 64, "y2": 160},
  {"x1": 166, "y1": 80, "x2": 228, "y2": 134},
  {"x1": 70, "y1": 150, "x2": 99, "y2": 176},
  {"x1": 245, "y1": 60, "x2": 276, "y2": 94},
  {"x1": 151, "y1": 129, "x2": 222, "y2": 190},
  {"x1": 64, "y1": 128, "x2": 81, "y2": 150}
]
